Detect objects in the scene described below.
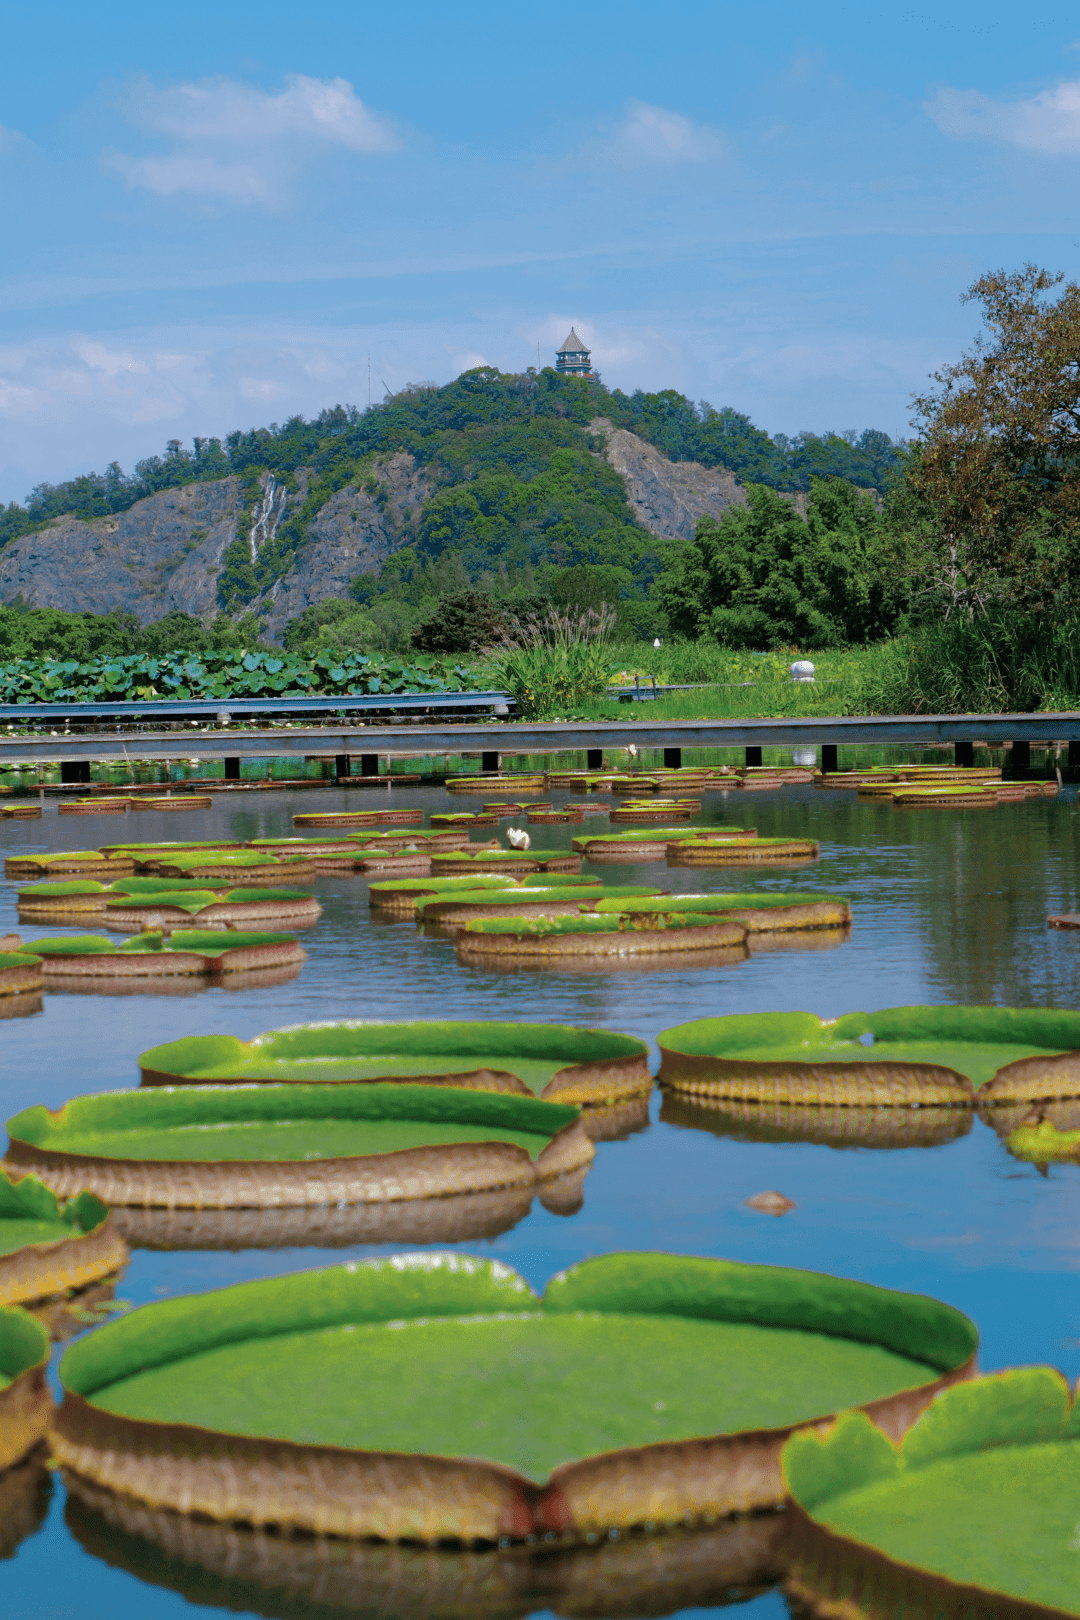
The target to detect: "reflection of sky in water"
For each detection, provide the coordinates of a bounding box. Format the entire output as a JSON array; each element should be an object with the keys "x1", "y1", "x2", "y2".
[{"x1": 3, "y1": 778, "x2": 1080, "y2": 1620}]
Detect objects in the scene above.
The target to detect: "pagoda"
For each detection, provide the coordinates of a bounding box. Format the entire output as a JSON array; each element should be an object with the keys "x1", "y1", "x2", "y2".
[{"x1": 555, "y1": 328, "x2": 593, "y2": 377}]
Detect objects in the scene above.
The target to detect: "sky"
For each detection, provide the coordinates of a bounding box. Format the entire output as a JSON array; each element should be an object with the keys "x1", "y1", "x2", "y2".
[{"x1": 3, "y1": 0, "x2": 1080, "y2": 502}]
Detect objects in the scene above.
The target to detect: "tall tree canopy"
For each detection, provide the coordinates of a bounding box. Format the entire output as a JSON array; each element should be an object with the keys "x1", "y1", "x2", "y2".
[{"x1": 905, "y1": 264, "x2": 1080, "y2": 618}]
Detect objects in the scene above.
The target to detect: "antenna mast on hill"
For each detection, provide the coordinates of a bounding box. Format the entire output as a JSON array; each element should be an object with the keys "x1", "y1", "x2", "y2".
[
  {"x1": 537, "y1": 340, "x2": 541, "y2": 371},
  {"x1": 368, "y1": 353, "x2": 371, "y2": 409}
]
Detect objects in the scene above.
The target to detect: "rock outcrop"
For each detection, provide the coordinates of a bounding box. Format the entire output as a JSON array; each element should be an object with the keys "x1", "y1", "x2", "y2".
[
  {"x1": 589, "y1": 417, "x2": 745, "y2": 538},
  {"x1": 0, "y1": 479, "x2": 242, "y2": 621},
  {"x1": 257, "y1": 453, "x2": 431, "y2": 641}
]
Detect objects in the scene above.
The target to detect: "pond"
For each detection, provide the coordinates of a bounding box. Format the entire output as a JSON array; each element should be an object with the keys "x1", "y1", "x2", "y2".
[{"x1": 3, "y1": 774, "x2": 1079, "y2": 1620}]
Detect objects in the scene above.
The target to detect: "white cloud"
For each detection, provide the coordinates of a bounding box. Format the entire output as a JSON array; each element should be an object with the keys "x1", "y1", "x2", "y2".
[
  {"x1": 604, "y1": 100, "x2": 724, "y2": 165},
  {"x1": 103, "y1": 73, "x2": 400, "y2": 205},
  {"x1": 926, "y1": 77, "x2": 1080, "y2": 157}
]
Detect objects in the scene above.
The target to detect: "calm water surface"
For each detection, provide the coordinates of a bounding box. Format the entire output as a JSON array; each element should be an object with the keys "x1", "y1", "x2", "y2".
[{"x1": 3, "y1": 777, "x2": 1080, "y2": 1620}]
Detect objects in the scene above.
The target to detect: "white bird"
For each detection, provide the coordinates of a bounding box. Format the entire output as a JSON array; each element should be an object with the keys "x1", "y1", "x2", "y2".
[{"x1": 506, "y1": 827, "x2": 531, "y2": 850}]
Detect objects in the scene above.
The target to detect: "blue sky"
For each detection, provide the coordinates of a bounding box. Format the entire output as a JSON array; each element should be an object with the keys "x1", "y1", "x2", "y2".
[{"x1": 2, "y1": 0, "x2": 1080, "y2": 501}]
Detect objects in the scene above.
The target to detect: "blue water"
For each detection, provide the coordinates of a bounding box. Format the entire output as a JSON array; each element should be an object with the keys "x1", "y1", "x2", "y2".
[{"x1": 2, "y1": 776, "x2": 1079, "y2": 1619}]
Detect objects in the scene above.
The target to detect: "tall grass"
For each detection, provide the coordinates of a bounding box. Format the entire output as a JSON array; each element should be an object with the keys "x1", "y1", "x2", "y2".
[{"x1": 487, "y1": 605, "x2": 616, "y2": 719}]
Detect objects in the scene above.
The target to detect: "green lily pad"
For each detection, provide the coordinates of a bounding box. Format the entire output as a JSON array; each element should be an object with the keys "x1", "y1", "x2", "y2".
[
  {"x1": 0, "y1": 1170, "x2": 109, "y2": 1262},
  {"x1": 52, "y1": 1253, "x2": 975, "y2": 1541},
  {"x1": 16, "y1": 882, "x2": 108, "y2": 899},
  {"x1": 783, "y1": 1368, "x2": 1080, "y2": 1618},
  {"x1": 138, "y1": 1020, "x2": 649, "y2": 1100},
  {"x1": 7, "y1": 1084, "x2": 582, "y2": 1171},
  {"x1": 658, "y1": 1007, "x2": 1080, "y2": 1098},
  {"x1": 463, "y1": 912, "x2": 729, "y2": 937},
  {"x1": 0, "y1": 1305, "x2": 49, "y2": 1396}
]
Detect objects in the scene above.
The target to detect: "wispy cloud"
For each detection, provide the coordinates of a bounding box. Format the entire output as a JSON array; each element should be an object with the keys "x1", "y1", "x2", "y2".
[
  {"x1": 593, "y1": 100, "x2": 725, "y2": 166},
  {"x1": 103, "y1": 73, "x2": 400, "y2": 204},
  {"x1": 926, "y1": 77, "x2": 1080, "y2": 157},
  {"x1": 0, "y1": 122, "x2": 33, "y2": 155}
]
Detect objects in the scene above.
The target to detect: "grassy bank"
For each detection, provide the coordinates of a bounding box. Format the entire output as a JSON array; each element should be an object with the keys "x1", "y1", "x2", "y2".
[{"x1": 472, "y1": 633, "x2": 1080, "y2": 721}]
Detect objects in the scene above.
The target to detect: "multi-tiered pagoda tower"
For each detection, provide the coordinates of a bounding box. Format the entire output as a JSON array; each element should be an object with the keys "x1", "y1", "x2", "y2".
[{"x1": 555, "y1": 329, "x2": 593, "y2": 376}]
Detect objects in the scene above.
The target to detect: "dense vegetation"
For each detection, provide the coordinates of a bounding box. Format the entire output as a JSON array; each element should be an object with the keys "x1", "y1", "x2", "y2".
[
  {"x1": 655, "y1": 478, "x2": 906, "y2": 649},
  {"x1": 0, "y1": 642, "x2": 471, "y2": 704}
]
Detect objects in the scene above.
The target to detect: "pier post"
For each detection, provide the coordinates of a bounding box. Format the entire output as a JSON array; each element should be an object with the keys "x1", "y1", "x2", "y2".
[
  {"x1": 955, "y1": 740, "x2": 974, "y2": 768},
  {"x1": 1011, "y1": 740, "x2": 1031, "y2": 771},
  {"x1": 224, "y1": 757, "x2": 240, "y2": 780},
  {"x1": 481, "y1": 751, "x2": 500, "y2": 772},
  {"x1": 360, "y1": 754, "x2": 379, "y2": 777},
  {"x1": 820, "y1": 744, "x2": 838, "y2": 774},
  {"x1": 335, "y1": 754, "x2": 350, "y2": 779},
  {"x1": 745, "y1": 746, "x2": 763, "y2": 768},
  {"x1": 663, "y1": 747, "x2": 682, "y2": 769},
  {"x1": 587, "y1": 749, "x2": 603, "y2": 769}
]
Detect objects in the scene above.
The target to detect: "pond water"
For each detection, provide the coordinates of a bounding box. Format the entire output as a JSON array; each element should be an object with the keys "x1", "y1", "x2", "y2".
[{"x1": 3, "y1": 776, "x2": 1080, "y2": 1620}]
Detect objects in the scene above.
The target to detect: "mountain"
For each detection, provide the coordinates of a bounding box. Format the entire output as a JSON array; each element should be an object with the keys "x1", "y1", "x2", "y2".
[{"x1": 0, "y1": 369, "x2": 902, "y2": 643}]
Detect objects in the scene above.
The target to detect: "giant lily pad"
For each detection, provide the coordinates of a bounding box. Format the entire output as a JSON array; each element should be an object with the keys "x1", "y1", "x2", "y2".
[
  {"x1": 432, "y1": 850, "x2": 583, "y2": 876},
  {"x1": 658, "y1": 1006, "x2": 1080, "y2": 1107},
  {"x1": 138, "y1": 1019, "x2": 650, "y2": 1106},
  {"x1": 12, "y1": 930, "x2": 305, "y2": 978},
  {"x1": 593, "y1": 892, "x2": 851, "y2": 932},
  {"x1": 368, "y1": 874, "x2": 522, "y2": 915},
  {"x1": 0, "y1": 950, "x2": 44, "y2": 997},
  {"x1": 4, "y1": 852, "x2": 136, "y2": 881},
  {"x1": 458, "y1": 911, "x2": 748, "y2": 962},
  {"x1": 5, "y1": 1085, "x2": 593, "y2": 1209},
  {"x1": 155, "y1": 852, "x2": 316, "y2": 885},
  {"x1": 0, "y1": 1169, "x2": 126, "y2": 1312},
  {"x1": 669, "y1": 838, "x2": 820, "y2": 865},
  {"x1": 102, "y1": 889, "x2": 320, "y2": 931},
  {"x1": 573, "y1": 828, "x2": 755, "y2": 862},
  {"x1": 292, "y1": 809, "x2": 423, "y2": 828},
  {"x1": 50, "y1": 1251, "x2": 976, "y2": 1542},
  {"x1": 0, "y1": 1305, "x2": 51, "y2": 1471},
  {"x1": 782, "y1": 1367, "x2": 1080, "y2": 1620},
  {"x1": 417, "y1": 885, "x2": 645, "y2": 926}
]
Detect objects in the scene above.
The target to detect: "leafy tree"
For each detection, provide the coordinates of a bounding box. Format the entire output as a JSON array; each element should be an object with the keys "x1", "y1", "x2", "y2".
[
  {"x1": 655, "y1": 479, "x2": 905, "y2": 648},
  {"x1": 410, "y1": 590, "x2": 505, "y2": 654},
  {"x1": 903, "y1": 263, "x2": 1080, "y2": 620}
]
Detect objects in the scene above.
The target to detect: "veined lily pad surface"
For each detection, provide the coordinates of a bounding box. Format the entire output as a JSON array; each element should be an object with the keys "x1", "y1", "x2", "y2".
[
  {"x1": 138, "y1": 1019, "x2": 651, "y2": 1104},
  {"x1": 50, "y1": 1251, "x2": 976, "y2": 1543},
  {"x1": 4, "y1": 1084, "x2": 593, "y2": 1207},
  {"x1": 783, "y1": 1367, "x2": 1080, "y2": 1619},
  {"x1": 0, "y1": 1169, "x2": 126, "y2": 1311},
  {"x1": 658, "y1": 1007, "x2": 1080, "y2": 1106},
  {"x1": 0, "y1": 1304, "x2": 52, "y2": 1470}
]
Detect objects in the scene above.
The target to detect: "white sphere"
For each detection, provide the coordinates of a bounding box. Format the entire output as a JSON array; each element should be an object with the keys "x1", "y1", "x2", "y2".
[{"x1": 790, "y1": 660, "x2": 816, "y2": 682}]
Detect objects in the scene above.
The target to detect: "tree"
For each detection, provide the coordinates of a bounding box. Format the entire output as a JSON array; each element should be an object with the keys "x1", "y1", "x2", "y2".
[
  {"x1": 905, "y1": 263, "x2": 1080, "y2": 619},
  {"x1": 654, "y1": 479, "x2": 904, "y2": 648}
]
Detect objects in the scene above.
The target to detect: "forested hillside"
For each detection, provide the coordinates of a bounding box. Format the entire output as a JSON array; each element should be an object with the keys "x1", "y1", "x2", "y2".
[{"x1": 0, "y1": 367, "x2": 904, "y2": 651}]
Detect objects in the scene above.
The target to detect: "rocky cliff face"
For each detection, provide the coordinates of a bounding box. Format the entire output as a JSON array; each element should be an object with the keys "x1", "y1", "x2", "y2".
[
  {"x1": 256, "y1": 453, "x2": 431, "y2": 642},
  {"x1": 0, "y1": 429, "x2": 743, "y2": 637},
  {"x1": 0, "y1": 479, "x2": 242, "y2": 621},
  {"x1": 589, "y1": 417, "x2": 745, "y2": 537}
]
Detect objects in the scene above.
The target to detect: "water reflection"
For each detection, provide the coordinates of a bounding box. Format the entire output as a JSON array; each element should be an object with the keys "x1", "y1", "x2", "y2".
[
  {"x1": 65, "y1": 1478, "x2": 791, "y2": 1620},
  {"x1": 660, "y1": 1093, "x2": 973, "y2": 1152},
  {"x1": 109, "y1": 1174, "x2": 587, "y2": 1252},
  {"x1": 0, "y1": 1449, "x2": 51, "y2": 1561}
]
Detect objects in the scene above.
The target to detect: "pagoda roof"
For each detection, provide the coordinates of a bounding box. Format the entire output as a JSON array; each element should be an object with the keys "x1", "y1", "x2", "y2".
[{"x1": 558, "y1": 328, "x2": 589, "y2": 353}]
